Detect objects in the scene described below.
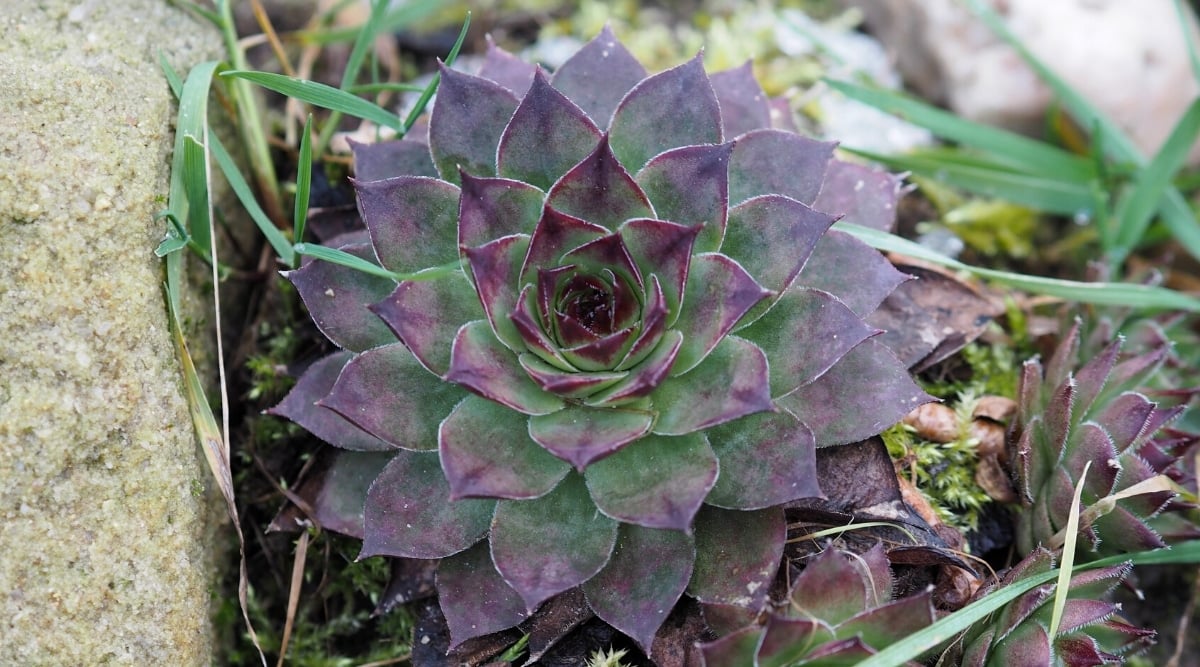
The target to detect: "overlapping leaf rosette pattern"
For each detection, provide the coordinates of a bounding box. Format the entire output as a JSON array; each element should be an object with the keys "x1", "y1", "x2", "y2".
[{"x1": 273, "y1": 28, "x2": 928, "y2": 652}]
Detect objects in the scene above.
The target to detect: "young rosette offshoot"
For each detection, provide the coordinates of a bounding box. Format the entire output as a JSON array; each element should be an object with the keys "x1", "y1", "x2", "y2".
[
  {"x1": 1011, "y1": 321, "x2": 1194, "y2": 560},
  {"x1": 272, "y1": 28, "x2": 927, "y2": 653}
]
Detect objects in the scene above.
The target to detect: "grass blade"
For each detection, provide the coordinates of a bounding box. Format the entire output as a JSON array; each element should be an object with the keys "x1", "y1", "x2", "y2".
[
  {"x1": 857, "y1": 542, "x2": 1200, "y2": 667},
  {"x1": 401, "y1": 12, "x2": 472, "y2": 133},
  {"x1": 1176, "y1": 0, "x2": 1200, "y2": 83},
  {"x1": 340, "y1": 0, "x2": 389, "y2": 90},
  {"x1": 846, "y1": 147, "x2": 1096, "y2": 215},
  {"x1": 294, "y1": 242, "x2": 401, "y2": 281},
  {"x1": 826, "y1": 78, "x2": 1094, "y2": 180},
  {"x1": 292, "y1": 114, "x2": 314, "y2": 262},
  {"x1": 836, "y1": 222, "x2": 1200, "y2": 311},
  {"x1": 222, "y1": 70, "x2": 404, "y2": 130},
  {"x1": 294, "y1": 0, "x2": 440, "y2": 46},
  {"x1": 1111, "y1": 97, "x2": 1200, "y2": 262},
  {"x1": 1048, "y1": 462, "x2": 1089, "y2": 640},
  {"x1": 210, "y1": 135, "x2": 295, "y2": 265}
]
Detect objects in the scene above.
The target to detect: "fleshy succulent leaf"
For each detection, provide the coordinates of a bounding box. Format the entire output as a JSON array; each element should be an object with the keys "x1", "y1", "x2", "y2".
[
  {"x1": 490, "y1": 473, "x2": 619, "y2": 611},
  {"x1": 477, "y1": 36, "x2": 537, "y2": 95},
  {"x1": 370, "y1": 271, "x2": 483, "y2": 375},
  {"x1": 518, "y1": 352, "x2": 625, "y2": 398},
  {"x1": 634, "y1": 143, "x2": 733, "y2": 253},
  {"x1": 709, "y1": 61, "x2": 772, "y2": 138},
  {"x1": 546, "y1": 134, "x2": 655, "y2": 229},
  {"x1": 812, "y1": 160, "x2": 902, "y2": 232},
  {"x1": 361, "y1": 449, "x2": 495, "y2": 559},
  {"x1": 670, "y1": 254, "x2": 772, "y2": 375},
  {"x1": 457, "y1": 173, "x2": 544, "y2": 250},
  {"x1": 528, "y1": 404, "x2": 654, "y2": 469},
  {"x1": 287, "y1": 239, "x2": 397, "y2": 352},
  {"x1": 355, "y1": 176, "x2": 461, "y2": 274},
  {"x1": 688, "y1": 505, "x2": 783, "y2": 610},
  {"x1": 279, "y1": 449, "x2": 393, "y2": 538},
  {"x1": 582, "y1": 523, "x2": 696, "y2": 651},
  {"x1": 550, "y1": 25, "x2": 647, "y2": 127},
  {"x1": 793, "y1": 229, "x2": 910, "y2": 319},
  {"x1": 521, "y1": 207, "x2": 609, "y2": 281},
  {"x1": 429, "y1": 62, "x2": 519, "y2": 182},
  {"x1": 268, "y1": 352, "x2": 394, "y2": 451},
  {"x1": 585, "y1": 329, "x2": 683, "y2": 406},
  {"x1": 497, "y1": 68, "x2": 601, "y2": 190},
  {"x1": 654, "y1": 335, "x2": 774, "y2": 435},
  {"x1": 721, "y1": 195, "x2": 834, "y2": 298},
  {"x1": 321, "y1": 343, "x2": 466, "y2": 450},
  {"x1": 617, "y1": 219, "x2": 699, "y2": 327},
  {"x1": 584, "y1": 431, "x2": 718, "y2": 530},
  {"x1": 437, "y1": 541, "x2": 529, "y2": 647},
  {"x1": 737, "y1": 287, "x2": 878, "y2": 397},
  {"x1": 789, "y1": 547, "x2": 873, "y2": 626},
  {"x1": 350, "y1": 138, "x2": 438, "y2": 181},
  {"x1": 608, "y1": 54, "x2": 723, "y2": 173},
  {"x1": 727, "y1": 129, "x2": 834, "y2": 206},
  {"x1": 444, "y1": 320, "x2": 565, "y2": 416},
  {"x1": 756, "y1": 617, "x2": 835, "y2": 667},
  {"x1": 438, "y1": 395, "x2": 570, "y2": 499},
  {"x1": 779, "y1": 338, "x2": 931, "y2": 447},
  {"x1": 463, "y1": 234, "x2": 530, "y2": 351},
  {"x1": 704, "y1": 409, "x2": 821, "y2": 510}
]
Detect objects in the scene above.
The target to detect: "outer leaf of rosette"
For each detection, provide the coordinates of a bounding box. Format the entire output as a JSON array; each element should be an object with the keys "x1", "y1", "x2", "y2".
[
  {"x1": 457, "y1": 173, "x2": 545, "y2": 253},
  {"x1": 438, "y1": 394, "x2": 570, "y2": 500},
  {"x1": 550, "y1": 25, "x2": 647, "y2": 128},
  {"x1": 545, "y1": 134, "x2": 655, "y2": 231},
  {"x1": 286, "y1": 235, "x2": 397, "y2": 352},
  {"x1": 528, "y1": 403, "x2": 654, "y2": 470},
  {"x1": 777, "y1": 338, "x2": 933, "y2": 448},
  {"x1": 709, "y1": 61, "x2": 773, "y2": 139},
  {"x1": 727, "y1": 129, "x2": 834, "y2": 207},
  {"x1": 354, "y1": 175, "x2": 461, "y2": 275},
  {"x1": 437, "y1": 541, "x2": 529, "y2": 648},
  {"x1": 320, "y1": 342, "x2": 468, "y2": 451},
  {"x1": 720, "y1": 195, "x2": 834, "y2": 310},
  {"x1": 429, "y1": 62, "x2": 519, "y2": 184},
  {"x1": 476, "y1": 35, "x2": 537, "y2": 96},
  {"x1": 360, "y1": 448, "x2": 495, "y2": 560},
  {"x1": 349, "y1": 138, "x2": 438, "y2": 181},
  {"x1": 688, "y1": 504, "x2": 784, "y2": 611},
  {"x1": 735, "y1": 286, "x2": 879, "y2": 398},
  {"x1": 444, "y1": 320, "x2": 565, "y2": 416},
  {"x1": 582, "y1": 523, "x2": 696, "y2": 652},
  {"x1": 584, "y1": 431, "x2": 718, "y2": 531},
  {"x1": 268, "y1": 351, "x2": 394, "y2": 451},
  {"x1": 607, "y1": 54, "x2": 723, "y2": 174},
  {"x1": 490, "y1": 473, "x2": 619, "y2": 612},
  {"x1": 634, "y1": 142, "x2": 732, "y2": 254},
  {"x1": 497, "y1": 68, "x2": 601, "y2": 192},
  {"x1": 793, "y1": 229, "x2": 910, "y2": 320},
  {"x1": 704, "y1": 408, "x2": 823, "y2": 510}
]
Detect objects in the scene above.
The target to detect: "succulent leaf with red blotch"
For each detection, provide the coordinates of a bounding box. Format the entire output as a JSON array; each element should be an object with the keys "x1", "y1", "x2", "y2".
[{"x1": 273, "y1": 27, "x2": 928, "y2": 653}]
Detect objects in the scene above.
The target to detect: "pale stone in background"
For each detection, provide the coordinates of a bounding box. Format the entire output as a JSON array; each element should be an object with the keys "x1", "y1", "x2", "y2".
[
  {"x1": 843, "y1": 0, "x2": 1200, "y2": 162},
  {"x1": 0, "y1": 1, "x2": 224, "y2": 663}
]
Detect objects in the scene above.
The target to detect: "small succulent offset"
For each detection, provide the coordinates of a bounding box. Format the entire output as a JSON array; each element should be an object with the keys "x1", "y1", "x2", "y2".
[
  {"x1": 699, "y1": 544, "x2": 937, "y2": 665},
  {"x1": 274, "y1": 28, "x2": 927, "y2": 652},
  {"x1": 1010, "y1": 321, "x2": 1195, "y2": 560},
  {"x1": 942, "y1": 548, "x2": 1154, "y2": 665}
]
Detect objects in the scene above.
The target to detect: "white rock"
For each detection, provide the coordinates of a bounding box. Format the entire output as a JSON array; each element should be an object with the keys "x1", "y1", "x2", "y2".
[{"x1": 843, "y1": 0, "x2": 1200, "y2": 161}]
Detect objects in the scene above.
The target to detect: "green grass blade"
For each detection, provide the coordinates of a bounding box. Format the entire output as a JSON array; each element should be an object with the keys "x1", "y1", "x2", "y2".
[
  {"x1": 221, "y1": 70, "x2": 404, "y2": 130},
  {"x1": 340, "y1": 0, "x2": 389, "y2": 90},
  {"x1": 347, "y1": 82, "x2": 427, "y2": 94},
  {"x1": 210, "y1": 135, "x2": 296, "y2": 266},
  {"x1": 292, "y1": 114, "x2": 314, "y2": 262},
  {"x1": 1048, "y1": 463, "x2": 1089, "y2": 640},
  {"x1": 1111, "y1": 97, "x2": 1200, "y2": 262},
  {"x1": 294, "y1": 243, "x2": 400, "y2": 281},
  {"x1": 294, "y1": 0, "x2": 441, "y2": 46},
  {"x1": 836, "y1": 222, "x2": 1200, "y2": 311},
  {"x1": 181, "y1": 135, "x2": 213, "y2": 262},
  {"x1": 846, "y1": 147, "x2": 1096, "y2": 215},
  {"x1": 1176, "y1": 0, "x2": 1200, "y2": 83},
  {"x1": 857, "y1": 542, "x2": 1200, "y2": 667},
  {"x1": 826, "y1": 78, "x2": 1094, "y2": 180},
  {"x1": 174, "y1": 61, "x2": 220, "y2": 253}
]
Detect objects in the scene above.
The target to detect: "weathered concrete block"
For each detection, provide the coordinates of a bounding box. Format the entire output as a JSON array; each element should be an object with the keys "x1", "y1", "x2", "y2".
[{"x1": 0, "y1": 1, "x2": 225, "y2": 663}]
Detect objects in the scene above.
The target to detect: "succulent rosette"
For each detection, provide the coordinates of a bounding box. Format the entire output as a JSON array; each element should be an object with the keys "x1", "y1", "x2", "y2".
[{"x1": 273, "y1": 28, "x2": 928, "y2": 652}]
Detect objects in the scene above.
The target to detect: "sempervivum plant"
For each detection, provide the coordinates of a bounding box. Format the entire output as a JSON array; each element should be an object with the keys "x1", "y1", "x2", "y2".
[
  {"x1": 1010, "y1": 321, "x2": 1193, "y2": 560},
  {"x1": 273, "y1": 28, "x2": 927, "y2": 653},
  {"x1": 941, "y1": 548, "x2": 1154, "y2": 665},
  {"x1": 699, "y1": 543, "x2": 937, "y2": 665}
]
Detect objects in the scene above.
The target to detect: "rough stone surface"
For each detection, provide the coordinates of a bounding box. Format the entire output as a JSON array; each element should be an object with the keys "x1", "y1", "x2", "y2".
[
  {"x1": 0, "y1": 1, "x2": 224, "y2": 664},
  {"x1": 844, "y1": 0, "x2": 1200, "y2": 162}
]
